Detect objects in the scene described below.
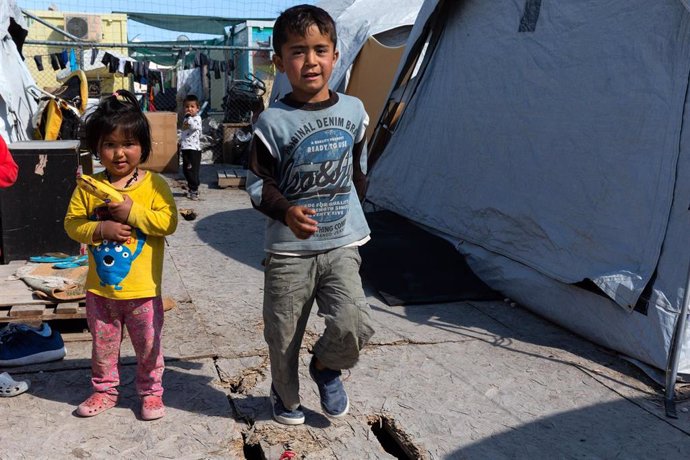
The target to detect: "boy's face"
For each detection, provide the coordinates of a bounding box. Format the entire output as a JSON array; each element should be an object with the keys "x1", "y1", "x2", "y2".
[
  {"x1": 184, "y1": 100, "x2": 200, "y2": 117},
  {"x1": 273, "y1": 24, "x2": 338, "y2": 104}
]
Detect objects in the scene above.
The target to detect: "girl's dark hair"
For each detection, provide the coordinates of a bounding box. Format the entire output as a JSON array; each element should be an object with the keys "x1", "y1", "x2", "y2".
[
  {"x1": 272, "y1": 4, "x2": 337, "y2": 56},
  {"x1": 83, "y1": 89, "x2": 152, "y2": 163}
]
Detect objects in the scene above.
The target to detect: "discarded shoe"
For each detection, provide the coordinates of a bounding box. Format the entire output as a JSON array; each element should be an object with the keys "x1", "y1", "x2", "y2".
[
  {"x1": 179, "y1": 208, "x2": 197, "y2": 221},
  {"x1": 76, "y1": 392, "x2": 117, "y2": 417},
  {"x1": 140, "y1": 395, "x2": 165, "y2": 420},
  {"x1": 0, "y1": 322, "x2": 66, "y2": 366},
  {"x1": 309, "y1": 356, "x2": 349, "y2": 418},
  {"x1": 270, "y1": 385, "x2": 305, "y2": 425},
  {"x1": 0, "y1": 372, "x2": 30, "y2": 397}
]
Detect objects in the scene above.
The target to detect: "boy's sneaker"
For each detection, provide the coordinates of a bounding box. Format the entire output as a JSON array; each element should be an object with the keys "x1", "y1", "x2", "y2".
[
  {"x1": 187, "y1": 191, "x2": 199, "y2": 201},
  {"x1": 0, "y1": 323, "x2": 66, "y2": 366},
  {"x1": 270, "y1": 385, "x2": 305, "y2": 425},
  {"x1": 309, "y1": 356, "x2": 349, "y2": 418}
]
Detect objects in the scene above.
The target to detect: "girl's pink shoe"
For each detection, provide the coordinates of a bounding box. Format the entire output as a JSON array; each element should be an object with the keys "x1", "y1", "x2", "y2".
[
  {"x1": 141, "y1": 395, "x2": 165, "y2": 420},
  {"x1": 76, "y1": 392, "x2": 117, "y2": 417}
]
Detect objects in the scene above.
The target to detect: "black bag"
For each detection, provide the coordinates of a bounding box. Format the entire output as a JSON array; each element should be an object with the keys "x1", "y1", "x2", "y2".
[{"x1": 222, "y1": 74, "x2": 266, "y2": 123}]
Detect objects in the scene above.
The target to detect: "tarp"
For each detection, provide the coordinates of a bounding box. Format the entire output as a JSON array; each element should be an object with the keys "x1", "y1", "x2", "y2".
[
  {"x1": 365, "y1": 0, "x2": 690, "y2": 373},
  {"x1": 0, "y1": 0, "x2": 38, "y2": 141},
  {"x1": 114, "y1": 12, "x2": 255, "y2": 35}
]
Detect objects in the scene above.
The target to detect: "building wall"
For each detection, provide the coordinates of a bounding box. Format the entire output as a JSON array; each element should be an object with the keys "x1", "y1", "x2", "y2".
[{"x1": 25, "y1": 10, "x2": 128, "y2": 94}]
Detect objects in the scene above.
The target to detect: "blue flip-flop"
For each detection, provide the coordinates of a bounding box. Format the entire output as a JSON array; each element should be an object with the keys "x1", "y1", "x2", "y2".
[{"x1": 52, "y1": 255, "x2": 88, "y2": 269}]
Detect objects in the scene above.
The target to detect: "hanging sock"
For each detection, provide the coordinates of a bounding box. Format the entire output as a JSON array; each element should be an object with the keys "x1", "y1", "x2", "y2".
[
  {"x1": 50, "y1": 53, "x2": 60, "y2": 70},
  {"x1": 33, "y1": 55, "x2": 44, "y2": 71},
  {"x1": 58, "y1": 50, "x2": 68, "y2": 69},
  {"x1": 90, "y1": 48, "x2": 98, "y2": 65},
  {"x1": 212, "y1": 60, "x2": 221, "y2": 79},
  {"x1": 123, "y1": 60, "x2": 133, "y2": 76}
]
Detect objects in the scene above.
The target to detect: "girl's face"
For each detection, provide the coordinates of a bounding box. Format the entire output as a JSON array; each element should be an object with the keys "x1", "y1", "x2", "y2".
[
  {"x1": 99, "y1": 127, "x2": 142, "y2": 181},
  {"x1": 273, "y1": 24, "x2": 338, "y2": 104}
]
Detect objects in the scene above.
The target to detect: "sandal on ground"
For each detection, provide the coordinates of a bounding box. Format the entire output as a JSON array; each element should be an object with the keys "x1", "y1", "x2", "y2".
[
  {"x1": 76, "y1": 392, "x2": 117, "y2": 417},
  {"x1": 141, "y1": 395, "x2": 165, "y2": 420},
  {"x1": 0, "y1": 372, "x2": 30, "y2": 397}
]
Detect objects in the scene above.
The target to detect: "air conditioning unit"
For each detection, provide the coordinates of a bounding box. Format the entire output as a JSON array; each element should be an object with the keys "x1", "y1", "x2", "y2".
[{"x1": 64, "y1": 14, "x2": 101, "y2": 42}]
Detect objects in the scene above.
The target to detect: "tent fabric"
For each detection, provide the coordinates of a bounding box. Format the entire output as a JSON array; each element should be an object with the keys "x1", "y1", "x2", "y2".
[
  {"x1": 0, "y1": 1, "x2": 38, "y2": 142},
  {"x1": 360, "y1": 210, "x2": 501, "y2": 305},
  {"x1": 365, "y1": 0, "x2": 690, "y2": 373},
  {"x1": 367, "y1": 0, "x2": 689, "y2": 310},
  {"x1": 270, "y1": 0, "x2": 424, "y2": 102}
]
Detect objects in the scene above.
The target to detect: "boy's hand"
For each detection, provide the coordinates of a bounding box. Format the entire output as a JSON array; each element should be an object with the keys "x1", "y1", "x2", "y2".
[
  {"x1": 107, "y1": 195, "x2": 133, "y2": 223},
  {"x1": 100, "y1": 220, "x2": 132, "y2": 243},
  {"x1": 286, "y1": 205, "x2": 318, "y2": 239}
]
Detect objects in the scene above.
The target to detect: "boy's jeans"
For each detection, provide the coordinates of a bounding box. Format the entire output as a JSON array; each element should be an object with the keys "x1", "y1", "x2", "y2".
[{"x1": 263, "y1": 246, "x2": 375, "y2": 410}]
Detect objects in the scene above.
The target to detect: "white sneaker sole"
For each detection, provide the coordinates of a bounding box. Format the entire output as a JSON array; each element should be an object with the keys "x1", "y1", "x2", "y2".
[
  {"x1": 0, "y1": 347, "x2": 66, "y2": 366},
  {"x1": 270, "y1": 391, "x2": 305, "y2": 425}
]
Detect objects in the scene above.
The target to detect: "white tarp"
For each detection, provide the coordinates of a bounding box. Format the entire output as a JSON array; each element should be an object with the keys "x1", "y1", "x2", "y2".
[
  {"x1": 270, "y1": 0, "x2": 424, "y2": 101},
  {"x1": 366, "y1": 0, "x2": 690, "y2": 372},
  {"x1": 0, "y1": 0, "x2": 38, "y2": 141}
]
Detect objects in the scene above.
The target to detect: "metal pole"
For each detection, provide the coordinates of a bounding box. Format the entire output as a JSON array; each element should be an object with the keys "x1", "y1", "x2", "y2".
[
  {"x1": 24, "y1": 39, "x2": 268, "y2": 52},
  {"x1": 664, "y1": 256, "x2": 690, "y2": 418}
]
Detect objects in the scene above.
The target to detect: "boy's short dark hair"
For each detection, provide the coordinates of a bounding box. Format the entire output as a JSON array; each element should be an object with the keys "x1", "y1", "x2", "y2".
[
  {"x1": 84, "y1": 89, "x2": 152, "y2": 163},
  {"x1": 272, "y1": 4, "x2": 337, "y2": 56},
  {"x1": 183, "y1": 94, "x2": 200, "y2": 106}
]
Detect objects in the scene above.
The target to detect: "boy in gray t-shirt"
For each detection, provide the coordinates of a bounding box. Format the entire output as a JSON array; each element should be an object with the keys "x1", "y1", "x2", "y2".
[{"x1": 246, "y1": 4, "x2": 375, "y2": 425}]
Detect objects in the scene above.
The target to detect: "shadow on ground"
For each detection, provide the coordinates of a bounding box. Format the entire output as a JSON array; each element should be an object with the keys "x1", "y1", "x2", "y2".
[
  {"x1": 11, "y1": 357, "x2": 259, "y2": 419},
  {"x1": 449, "y1": 397, "x2": 690, "y2": 458}
]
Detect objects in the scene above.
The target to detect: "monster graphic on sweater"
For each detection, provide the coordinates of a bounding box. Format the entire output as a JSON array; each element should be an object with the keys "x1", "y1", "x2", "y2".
[{"x1": 90, "y1": 228, "x2": 146, "y2": 290}]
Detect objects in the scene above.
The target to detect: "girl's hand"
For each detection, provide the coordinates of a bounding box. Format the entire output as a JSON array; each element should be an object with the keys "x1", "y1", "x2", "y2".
[
  {"x1": 286, "y1": 205, "x2": 318, "y2": 239},
  {"x1": 107, "y1": 195, "x2": 133, "y2": 223},
  {"x1": 100, "y1": 220, "x2": 132, "y2": 243}
]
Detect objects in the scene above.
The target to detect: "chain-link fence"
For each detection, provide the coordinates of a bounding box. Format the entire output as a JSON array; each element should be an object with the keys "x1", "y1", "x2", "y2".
[{"x1": 18, "y1": 2, "x2": 309, "y2": 166}]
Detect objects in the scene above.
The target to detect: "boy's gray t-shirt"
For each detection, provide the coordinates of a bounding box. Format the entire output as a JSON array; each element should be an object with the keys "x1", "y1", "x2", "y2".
[{"x1": 248, "y1": 93, "x2": 370, "y2": 253}]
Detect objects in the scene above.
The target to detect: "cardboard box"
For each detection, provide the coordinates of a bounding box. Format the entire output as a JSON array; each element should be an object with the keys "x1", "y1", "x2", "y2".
[{"x1": 142, "y1": 111, "x2": 179, "y2": 173}]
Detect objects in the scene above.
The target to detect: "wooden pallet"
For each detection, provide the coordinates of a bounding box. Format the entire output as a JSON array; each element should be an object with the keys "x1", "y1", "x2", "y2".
[
  {"x1": 217, "y1": 167, "x2": 247, "y2": 188},
  {"x1": 1, "y1": 261, "x2": 89, "y2": 340},
  {"x1": 0, "y1": 302, "x2": 86, "y2": 323}
]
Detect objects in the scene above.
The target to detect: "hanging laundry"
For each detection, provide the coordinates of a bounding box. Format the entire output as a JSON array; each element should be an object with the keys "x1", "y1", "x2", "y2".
[
  {"x1": 123, "y1": 60, "x2": 133, "y2": 76},
  {"x1": 69, "y1": 49, "x2": 78, "y2": 71},
  {"x1": 33, "y1": 55, "x2": 44, "y2": 71},
  {"x1": 212, "y1": 60, "x2": 220, "y2": 79},
  {"x1": 90, "y1": 48, "x2": 98, "y2": 65},
  {"x1": 50, "y1": 53, "x2": 60, "y2": 70},
  {"x1": 108, "y1": 56, "x2": 119, "y2": 73},
  {"x1": 59, "y1": 50, "x2": 68, "y2": 69}
]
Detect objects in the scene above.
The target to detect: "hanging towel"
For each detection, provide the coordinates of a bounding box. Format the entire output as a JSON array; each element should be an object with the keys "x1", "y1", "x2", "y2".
[{"x1": 69, "y1": 49, "x2": 78, "y2": 71}]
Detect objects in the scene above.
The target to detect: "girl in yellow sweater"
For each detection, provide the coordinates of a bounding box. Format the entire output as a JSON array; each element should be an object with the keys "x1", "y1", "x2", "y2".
[{"x1": 64, "y1": 90, "x2": 177, "y2": 420}]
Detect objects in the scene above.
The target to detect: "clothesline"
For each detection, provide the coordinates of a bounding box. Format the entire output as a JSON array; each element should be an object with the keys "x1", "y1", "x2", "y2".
[{"x1": 30, "y1": 47, "x2": 235, "y2": 83}]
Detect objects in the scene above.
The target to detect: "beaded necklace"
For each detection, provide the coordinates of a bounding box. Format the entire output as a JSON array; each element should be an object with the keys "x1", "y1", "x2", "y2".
[{"x1": 105, "y1": 167, "x2": 139, "y2": 188}]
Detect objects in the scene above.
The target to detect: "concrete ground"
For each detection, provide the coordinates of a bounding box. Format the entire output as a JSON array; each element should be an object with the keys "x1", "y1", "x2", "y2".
[{"x1": 2, "y1": 164, "x2": 690, "y2": 459}]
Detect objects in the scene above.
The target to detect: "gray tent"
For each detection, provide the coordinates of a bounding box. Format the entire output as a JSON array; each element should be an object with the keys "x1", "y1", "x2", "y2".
[
  {"x1": 0, "y1": 0, "x2": 38, "y2": 141},
  {"x1": 365, "y1": 0, "x2": 690, "y2": 409}
]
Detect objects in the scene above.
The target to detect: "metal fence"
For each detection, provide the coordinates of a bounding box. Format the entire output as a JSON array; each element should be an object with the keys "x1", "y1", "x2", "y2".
[{"x1": 18, "y1": 3, "x2": 301, "y2": 165}]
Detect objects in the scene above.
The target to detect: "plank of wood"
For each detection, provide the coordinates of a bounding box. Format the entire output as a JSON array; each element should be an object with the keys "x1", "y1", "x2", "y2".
[
  {"x1": 55, "y1": 302, "x2": 81, "y2": 314},
  {"x1": 0, "y1": 279, "x2": 47, "y2": 307},
  {"x1": 9, "y1": 304, "x2": 47, "y2": 317},
  {"x1": 217, "y1": 169, "x2": 247, "y2": 188}
]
